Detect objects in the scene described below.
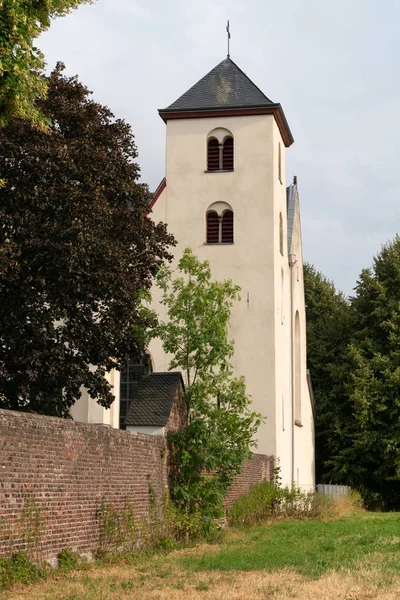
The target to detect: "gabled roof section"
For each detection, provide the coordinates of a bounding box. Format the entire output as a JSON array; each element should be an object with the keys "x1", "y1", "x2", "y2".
[
  {"x1": 149, "y1": 177, "x2": 166, "y2": 210},
  {"x1": 286, "y1": 179, "x2": 298, "y2": 253},
  {"x1": 125, "y1": 372, "x2": 184, "y2": 427},
  {"x1": 159, "y1": 58, "x2": 294, "y2": 147},
  {"x1": 163, "y1": 58, "x2": 274, "y2": 112}
]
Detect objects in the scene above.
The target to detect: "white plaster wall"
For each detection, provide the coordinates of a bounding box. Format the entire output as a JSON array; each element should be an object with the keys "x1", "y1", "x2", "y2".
[
  {"x1": 70, "y1": 368, "x2": 121, "y2": 429},
  {"x1": 150, "y1": 114, "x2": 280, "y2": 456},
  {"x1": 270, "y1": 122, "x2": 293, "y2": 487},
  {"x1": 287, "y1": 193, "x2": 315, "y2": 491},
  {"x1": 126, "y1": 425, "x2": 164, "y2": 436}
]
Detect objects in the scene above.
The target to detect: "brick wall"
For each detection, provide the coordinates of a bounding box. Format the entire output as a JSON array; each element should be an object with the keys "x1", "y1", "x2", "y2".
[
  {"x1": 225, "y1": 453, "x2": 275, "y2": 507},
  {"x1": 0, "y1": 409, "x2": 168, "y2": 561},
  {"x1": 0, "y1": 408, "x2": 274, "y2": 562}
]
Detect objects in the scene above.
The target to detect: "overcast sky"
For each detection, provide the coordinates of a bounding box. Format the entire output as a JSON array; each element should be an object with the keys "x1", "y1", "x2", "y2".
[{"x1": 39, "y1": 0, "x2": 400, "y2": 295}]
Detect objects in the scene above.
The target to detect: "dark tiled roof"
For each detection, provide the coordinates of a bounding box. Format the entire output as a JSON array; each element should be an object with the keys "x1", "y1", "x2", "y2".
[
  {"x1": 125, "y1": 372, "x2": 183, "y2": 427},
  {"x1": 286, "y1": 182, "x2": 298, "y2": 253},
  {"x1": 161, "y1": 58, "x2": 274, "y2": 112}
]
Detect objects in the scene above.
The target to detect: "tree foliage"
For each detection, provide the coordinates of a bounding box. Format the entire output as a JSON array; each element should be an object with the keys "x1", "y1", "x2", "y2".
[
  {"x1": 305, "y1": 240, "x2": 400, "y2": 509},
  {"x1": 303, "y1": 263, "x2": 354, "y2": 482},
  {"x1": 0, "y1": 63, "x2": 174, "y2": 416},
  {"x1": 333, "y1": 237, "x2": 400, "y2": 508},
  {"x1": 0, "y1": 0, "x2": 93, "y2": 128},
  {"x1": 156, "y1": 249, "x2": 262, "y2": 522}
]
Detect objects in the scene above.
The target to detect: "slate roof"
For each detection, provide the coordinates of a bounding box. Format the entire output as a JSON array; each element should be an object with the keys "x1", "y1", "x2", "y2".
[
  {"x1": 125, "y1": 372, "x2": 184, "y2": 427},
  {"x1": 286, "y1": 181, "x2": 298, "y2": 253},
  {"x1": 161, "y1": 58, "x2": 275, "y2": 113}
]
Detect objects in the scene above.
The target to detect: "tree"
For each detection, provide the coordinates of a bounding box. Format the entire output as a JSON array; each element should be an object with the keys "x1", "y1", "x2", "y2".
[
  {"x1": 303, "y1": 263, "x2": 354, "y2": 482},
  {"x1": 332, "y1": 237, "x2": 400, "y2": 509},
  {"x1": 156, "y1": 249, "x2": 262, "y2": 522},
  {"x1": 0, "y1": 0, "x2": 94, "y2": 128},
  {"x1": 0, "y1": 63, "x2": 174, "y2": 417}
]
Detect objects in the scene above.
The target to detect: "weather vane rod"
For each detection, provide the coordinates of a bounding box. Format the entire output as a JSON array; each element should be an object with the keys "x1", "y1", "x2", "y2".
[{"x1": 226, "y1": 20, "x2": 231, "y2": 58}]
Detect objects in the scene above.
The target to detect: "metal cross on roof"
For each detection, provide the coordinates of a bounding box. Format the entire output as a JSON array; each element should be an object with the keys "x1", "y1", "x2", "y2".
[{"x1": 226, "y1": 20, "x2": 231, "y2": 58}]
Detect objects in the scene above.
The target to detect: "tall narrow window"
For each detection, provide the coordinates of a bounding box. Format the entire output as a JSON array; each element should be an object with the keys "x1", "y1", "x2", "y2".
[
  {"x1": 278, "y1": 143, "x2": 282, "y2": 184},
  {"x1": 221, "y1": 210, "x2": 234, "y2": 243},
  {"x1": 295, "y1": 311, "x2": 301, "y2": 425},
  {"x1": 222, "y1": 137, "x2": 234, "y2": 170},
  {"x1": 206, "y1": 211, "x2": 219, "y2": 243},
  {"x1": 120, "y1": 354, "x2": 153, "y2": 429},
  {"x1": 279, "y1": 212, "x2": 284, "y2": 255},
  {"x1": 207, "y1": 138, "x2": 219, "y2": 171}
]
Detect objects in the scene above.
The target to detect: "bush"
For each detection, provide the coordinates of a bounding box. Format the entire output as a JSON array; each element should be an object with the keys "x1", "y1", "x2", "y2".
[
  {"x1": 227, "y1": 481, "x2": 283, "y2": 527},
  {"x1": 228, "y1": 481, "x2": 364, "y2": 528},
  {"x1": 57, "y1": 548, "x2": 80, "y2": 572},
  {"x1": 0, "y1": 552, "x2": 43, "y2": 589}
]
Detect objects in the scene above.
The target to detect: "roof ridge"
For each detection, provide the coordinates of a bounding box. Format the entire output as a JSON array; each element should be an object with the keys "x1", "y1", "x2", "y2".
[
  {"x1": 225, "y1": 57, "x2": 273, "y2": 104},
  {"x1": 161, "y1": 57, "x2": 275, "y2": 113}
]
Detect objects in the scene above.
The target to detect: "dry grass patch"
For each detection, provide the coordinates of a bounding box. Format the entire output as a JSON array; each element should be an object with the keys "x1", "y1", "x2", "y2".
[{"x1": 4, "y1": 567, "x2": 400, "y2": 600}]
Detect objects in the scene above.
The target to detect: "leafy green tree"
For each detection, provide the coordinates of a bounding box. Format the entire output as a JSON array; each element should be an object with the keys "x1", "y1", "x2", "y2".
[
  {"x1": 0, "y1": 0, "x2": 93, "y2": 128},
  {"x1": 156, "y1": 249, "x2": 262, "y2": 522},
  {"x1": 332, "y1": 237, "x2": 400, "y2": 508},
  {"x1": 303, "y1": 263, "x2": 354, "y2": 482},
  {"x1": 0, "y1": 63, "x2": 174, "y2": 417}
]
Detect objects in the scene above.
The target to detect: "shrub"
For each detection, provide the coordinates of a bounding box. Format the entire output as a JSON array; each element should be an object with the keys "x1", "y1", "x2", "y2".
[
  {"x1": 228, "y1": 481, "x2": 364, "y2": 528},
  {"x1": 228, "y1": 481, "x2": 282, "y2": 527},
  {"x1": 57, "y1": 548, "x2": 80, "y2": 572},
  {"x1": 0, "y1": 552, "x2": 43, "y2": 589}
]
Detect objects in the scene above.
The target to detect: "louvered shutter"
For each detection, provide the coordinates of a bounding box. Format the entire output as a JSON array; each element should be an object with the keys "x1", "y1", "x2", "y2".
[
  {"x1": 207, "y1": 138, "x2": 220, "y2": 171},
  {"x1": 221, "y1": 210, "x2": 234, "y2": 243},
  {"x1": 222, "y1": 137, "x2": 234, "y2": 170},
  {"x1": 206, "y1": 211, "x2": 219, "y2": 243}
]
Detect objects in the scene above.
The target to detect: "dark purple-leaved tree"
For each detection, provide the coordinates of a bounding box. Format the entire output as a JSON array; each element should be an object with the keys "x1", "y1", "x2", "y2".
[{"x1": 0, "y1": 63, "x2": 174, "y2": 417}]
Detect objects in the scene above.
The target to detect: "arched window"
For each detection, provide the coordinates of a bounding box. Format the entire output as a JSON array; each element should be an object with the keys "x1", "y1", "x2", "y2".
[
  {"x1": 221, "y1": 210, "x2": 234, "y2": 243},
  {"x1": 295, "y1": 311, "x2": 301, "y2": 425},
  {"x1": 207, "y1": 138, "x2": 219, "y2": 171},
  {"x1": 206, "y1": 211, "x2": 219, "y2": 243},
  {"x1": 278, "y1": 143, "x2": 282, "y2": 183},
  {"x1": 279, "y1": 212, "x2": 284, "y2": 255},
  {"x1": 206, "y1": 128, "x2": 234, "y2": 172},
  {"x1": 205, "y1": 202, "x2": 234, "y2": 244},
  {"x1": 222, "y1": 137, "x2": 234, "y2": 170}
]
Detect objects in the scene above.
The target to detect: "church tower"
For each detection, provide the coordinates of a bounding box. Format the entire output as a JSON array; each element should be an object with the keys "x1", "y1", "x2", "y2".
[{"x1": 149, "y1": 57, "x2": 314, "y2": 489}]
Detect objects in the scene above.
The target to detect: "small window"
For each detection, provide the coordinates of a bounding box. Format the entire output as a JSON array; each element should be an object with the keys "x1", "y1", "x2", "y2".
[
  {"x1": 279, "y1": 212, "x2": 284, "y2": 255},
  {"x1": 206, "y1": 203, "x2": 234, "y2": 244},
  {"x1": 278, "y1": 143, "x2": 282, "y2": 184},
  {"x1": 221, "y1": 210, "x2": 234, "y2": 243},
  {"x1": 207, "y1": 138, "x2": 220, "y2": 171},
  {"x1": 206, "y1": 130, "x2": 234, "y2": 172},
  {"x1": 222, "y1": 137, "x2": 234, "y2": 170},
  {"x1": 206, "y1": 211, "x2": 219, "y2": 243}
]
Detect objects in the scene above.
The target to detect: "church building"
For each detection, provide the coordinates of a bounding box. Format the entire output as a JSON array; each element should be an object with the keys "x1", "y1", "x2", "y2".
[
  {"x1": 148, "y1": 57, "x2": 315, "y2": 491},
  {"x1": 71, "y1": 55, "x2": 315, "y2": 492}
]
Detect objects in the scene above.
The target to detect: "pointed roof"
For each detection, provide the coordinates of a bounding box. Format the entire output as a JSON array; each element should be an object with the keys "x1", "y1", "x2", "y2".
[
  {"x1": 159, "y1": 58, "x2": 294, "y2": 147},
  {"x1": 164, "y1": 58, "x2": 274, "y2": 111}
]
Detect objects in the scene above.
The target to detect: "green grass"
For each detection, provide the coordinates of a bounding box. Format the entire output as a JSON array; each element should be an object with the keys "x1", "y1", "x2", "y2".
[
  {"x1": 3, "y1": 513, "x2": 400, "y2": 599},
  {"x1": 178, "y1": 513, "x2": 400, "y2": 578}
]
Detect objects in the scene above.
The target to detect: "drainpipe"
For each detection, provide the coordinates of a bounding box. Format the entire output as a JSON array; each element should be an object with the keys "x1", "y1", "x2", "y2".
[{"x1": 289, "y1": 253, "x2": 297, "y2": 489}]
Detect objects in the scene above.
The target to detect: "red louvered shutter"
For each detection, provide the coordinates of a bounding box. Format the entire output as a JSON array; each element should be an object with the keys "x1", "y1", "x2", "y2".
[
  {"x1": 222, "y1": 137, "x2": 234, "y2": 170},
  {"x1": 206, "y1": 211, "x2": 219, "y2": 243},
  {"x1": 221, "y1": 210, "x2": 234, "y2": 243},
  {"x1": 207, "y1": 139, "x2": 220, "y2": 171}
]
